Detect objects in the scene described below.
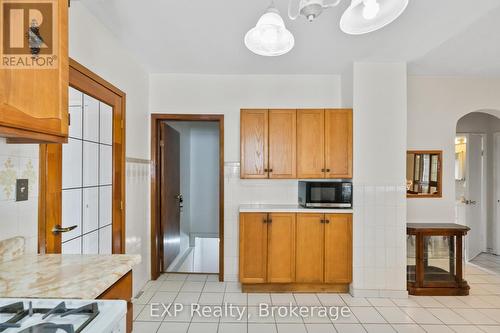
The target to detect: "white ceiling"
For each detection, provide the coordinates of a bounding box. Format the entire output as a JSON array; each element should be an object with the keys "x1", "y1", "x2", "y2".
[{"x1": 79, "y1": 0, "x2": 500, "y2": 76}]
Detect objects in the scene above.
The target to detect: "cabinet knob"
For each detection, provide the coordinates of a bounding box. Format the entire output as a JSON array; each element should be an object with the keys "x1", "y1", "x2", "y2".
[
  {"x1": 264, "y1": 168, "x2": 268, "y2": 172},
  {"x1": 321, "y1": 168, "x2": 325, "y2": 172},
  {"x1": 326, "y1": 169, "x2": 331, "y2": 172},
  {"x1": 325, "y1": 220, "x2": 330, "y2": 224},
  {"x1": 269, "y1": 169, "x2": 273, "y2": 172}
]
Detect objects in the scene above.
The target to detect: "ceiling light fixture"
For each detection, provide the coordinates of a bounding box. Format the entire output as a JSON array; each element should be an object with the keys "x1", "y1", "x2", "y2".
[
  {"x1": 340, "y1": 0, "x2": 409, "y2": 35},
  {"x1": 244, "y1": 1, "x2": 295, "y2": 57}
]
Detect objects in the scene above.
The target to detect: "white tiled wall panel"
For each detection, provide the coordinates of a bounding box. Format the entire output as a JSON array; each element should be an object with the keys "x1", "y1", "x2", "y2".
[
  {"x1": 99, "y1": 185, "x2": 112, "y2": 227},
  {"x1": 99, "y1": 145, "x2": 113, "y2": 185},
  {"x1": 62, "y1": 189, "x2": 82, "y2": 242},
  {"x1": 82, "y1": 187, "x2": 99, "y2": 234},
  {"x1": 68, "y1": 106, "x2": 83, "y2": 139},
  {"x1": 0, "y1": 139, "x2": 39, "y2": 254},
  {"x1": 83, "y1": 230, "x2": 99, "y2": 254},
  {"x1": 99, "y1": 103, "x2": 113, "y2": 145},
  {"x1": 69, "y1": 87, "x2": 83, "y2": 107},
  {"x1": 83, "y1": 95, "x2": 99, "y2": 142},
  {"x1": 82, "y1": 142, "x2": 99, "y2": 187},
  {"x1": 62, "y1": 139, "x2": 82, "y2": 189},
  {"x1": 99, "y1": 225, "x2": 112, "y2": 254},
  {"x1": 62, "y1": 237, "x2": 82, "y2": 254}
]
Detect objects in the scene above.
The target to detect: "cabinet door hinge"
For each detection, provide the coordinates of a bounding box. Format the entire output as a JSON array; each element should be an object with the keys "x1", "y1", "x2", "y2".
[
  {"x1": 68, "y1": 113, "x2": 71, "y2": 126},
  {"x1": 120, "y1": 201, "x2": 124, "y2": 210}
]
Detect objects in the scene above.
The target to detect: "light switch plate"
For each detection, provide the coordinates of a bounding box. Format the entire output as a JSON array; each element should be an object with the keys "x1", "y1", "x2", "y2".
[{"x1": 16, "y1": 179, "x2": 29, "y2": 202}]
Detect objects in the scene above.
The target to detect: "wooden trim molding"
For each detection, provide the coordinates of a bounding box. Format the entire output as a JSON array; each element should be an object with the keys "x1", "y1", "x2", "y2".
[
  {"x1": 151, "y1": 114, "x2": 225, "y2": 281},
  {"x1": 38, "y1": 59, "x2": 126, "y2": 254}
]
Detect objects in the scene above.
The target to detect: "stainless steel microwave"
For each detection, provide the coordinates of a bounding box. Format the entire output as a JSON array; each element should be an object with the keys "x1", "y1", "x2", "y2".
[{"x1": 298, "y1": 180, "x2": 353, "y2": 208}]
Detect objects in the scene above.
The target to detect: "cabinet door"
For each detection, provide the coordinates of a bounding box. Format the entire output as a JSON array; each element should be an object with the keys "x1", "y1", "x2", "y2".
[
  {"x1": 0, "y1": 0, "x2": 68, "y2": 142},
  {"x1": 239, "y1": 213, "x2": 268, "y2": 283},
  {"x1": 268, "y1": 110, "x2": 296, "y2": 179},
  {"x1": 297, "y1": 109, "x2": 325, "y2": 178},
  {"x1": 240, "y1": 110, "x2": 268, "y2": 178},
  {"x1": 267, "y1": 213, "x2": 296, "y2": 283},
  {"x1": 324, "y1": 214, "x2": 352, "y2": 283},
  {"x1": 325, "y1": 109, "x2": 353, "y2": 178},
  {"x1": 296, "y1": 214, "x2": 324, "y2": 283}
]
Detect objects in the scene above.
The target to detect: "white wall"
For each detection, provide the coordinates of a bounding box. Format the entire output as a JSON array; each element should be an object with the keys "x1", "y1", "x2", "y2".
[
  {"x1": 0, "y1": 139, "x2": 39, "y2": 253},
  {"x1": 189, "y1": 123, "x2": 220, "y2": 237},
  {"x1": 150, "y1": 74, "x2": 341, "y2": 280},
  {"x1": 407, "y1": 77, "x2": 500, "y2": 233},
  {"x1": 70, "y1": 2, "x2": 150, "y2": 295},
  {"x1": 352, "y1": 63, "x2": 408, "y2": 297}
]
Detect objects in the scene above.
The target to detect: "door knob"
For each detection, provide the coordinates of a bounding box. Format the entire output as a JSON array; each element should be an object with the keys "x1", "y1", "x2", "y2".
[{"x1": 52, "y1": 225, "x2": 77, "y2": 234}]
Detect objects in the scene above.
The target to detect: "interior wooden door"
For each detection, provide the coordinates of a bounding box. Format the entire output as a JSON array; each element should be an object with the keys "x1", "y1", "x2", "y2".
[
  {"x1": 267, "y1": 213, "x2": 296, "y2": 283},
  {"x1": 160, "y1": 123, "x2": 181, "y2": 270},
  {"x1": 240, "y1": 110, "x2": 268, "y2": 178},
  {"x1": 239, "y1": 213, "x2": 268, "y2": 283},
  {"x1": 324, "y1": 214, "x2": 352, "y2": 283},
  {"x1": 297, "y1": 109, "x2": 325, "y2": 178},
  {"x1": 325, "y1": 109, "x2": 353, "y2": 179},
  {"x1": 268, "y1": 110, "x2": 296, "y2": 179},
  {"x1": 296, "y1": 213, "x2": 324, "y2": 283}
]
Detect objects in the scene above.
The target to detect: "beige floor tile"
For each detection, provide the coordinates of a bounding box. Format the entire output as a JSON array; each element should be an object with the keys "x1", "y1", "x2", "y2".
[
  {"x1": 181, "y1": 281, "x2": 206, "y2": 292},
  {"x1": 150, "y1": 291, "x2": 178, "y2": 303},
  {"x1": 341, "y1": 295, "x2": 370, "y2": 307},
  {"x1": 167, "y1": 273, "x2": 189, "y2": 281},
  {"x1": 475, "y1": 325, "x2": 500, "y2": 333},
  {"x1": 206, "y1": 275, "x2": 220, "y2": 282},
  {"x1": 376, "y1": 307, "x2": 414, "y2": 324},
  {"x1": 277, "y1": 323, "x2": 308, "y2": 333},
  {"x1": 187, "y1": 274, "x2": 208, "y2": 282},
  {"x1": 294, "y1": 294, "x2": 322, "y2": 306},
  {"x1": 367, "y1": 298, "x2": 396, "y2": 307},
  {"x1": 248, "y1": 293, "x2": 271, "y2": 306},
  {"x1": 477, "y1": 309, "x2": 500, "y2": 323},
  {"x1": 162, "y1": 306, "x2": 194, "y2": 322},
  {"x1": 134, "y1": 291, "x2": 155, "y2": 305},
  {"x1": 447, "y1": 325, "x2": 484, "y2": 333},
  {"x1": 247, "y1": 306, "x2": 275, "y2": 323},
  {"x1": 305, "y1": 323, "x2": 337, "y2": 333},
  {"x1": 159, "y1": 280, "x2": 184, "y2": 292},
  {"x1": 363, "y1": 324, "x2": 396, "y2": 333},
  {"x1": 451, "y1": 308, "x2": 497, "y2": 325},
  {"x1": 157, "y1": 322, "x2": 190, "y2": 333},
  {"x1": 248, "y1": 323, "x2": 277, "y2": 333},
  {"x1": 350, "y1": 307, "x2": 386, "y2": 324},
  {"x1": 133, "y1": 321, "x2": 161, "y2": 333},
  {"x1": 271, "y1": 293, "x2": 296, "y2": 305},
  {"x1": 187, "y1": 322, "x2": 218, "y2": 333},
  {"x1": 419, "y1": 325, "x2": 454, "y2": 333},
  {"x1": 392, "y1": 298, "x2": 421, "y2": 308},
  {"x1": 400, "y1": 307, "x2": 442, "y2": 325},
  {"x1": 133, "y1": 303, "x2": 145, "y2": 320},
  {"x1": 224, "y1": 292, "x2": 248, "y2": 305},
  {"x1": 317, "y1": 294, "x2": 346, "y2": 306},
  {"x1": 432, "y1": 297, "x2": 468, "y2": 308},
  {"x1": 175, "y1": 292, "x2": 201, "y2": 304},
  {"x1": 226, "y1": 282, "x2": 242, "y2": 292},
  {"x1": 427, "y1": 309, "x2": 470, "y2": 325},
  {"x1": 391, "y1": 324, "x2": 425, "y2": 333},
  {"x1": 218, "y1": 323, "x2": 248, "y2": 333},
  {"x1": 203, "y1": 282, "x2": 227, "y2": 293},
  {"x1": 136, "y1": 305, "x2": 164, "y2": 321},
  {"x1": 334, "y1": 323, "x2": 367, "y2": 333},
  {"x1": 198, "y1": 292, "x2": 224, "y2": 305}
]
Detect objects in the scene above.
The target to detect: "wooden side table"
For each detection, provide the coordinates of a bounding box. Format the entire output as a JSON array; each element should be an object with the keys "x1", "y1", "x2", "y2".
[{"x1": 407, "y1": 223, "x2": 470, "y2": 296}]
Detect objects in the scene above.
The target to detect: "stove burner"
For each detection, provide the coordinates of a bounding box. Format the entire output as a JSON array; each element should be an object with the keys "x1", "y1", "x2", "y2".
[
  {"x1": 18, "y1": 323, "x2": 75, "y2": 333},
  {"x1": 0, "y1": 301, "x2": 99, "y2": 333}
]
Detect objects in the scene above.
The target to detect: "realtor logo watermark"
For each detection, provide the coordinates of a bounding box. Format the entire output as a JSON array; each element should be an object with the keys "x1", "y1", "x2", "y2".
[
  {"x1": 1, "y1": 0, "x2": 58, "y2": 68},
  {"x1": 150, "y1": 303, "x2": 352, "y2": 321}
]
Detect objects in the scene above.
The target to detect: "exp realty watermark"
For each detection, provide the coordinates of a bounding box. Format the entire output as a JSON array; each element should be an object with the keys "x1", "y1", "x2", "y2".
[
  {"x1": 151, "y1": 303, "x2": 352, "y2": 321},
  {"x1": 1, "y1": 0, "x2": 59, "y2": 69}
]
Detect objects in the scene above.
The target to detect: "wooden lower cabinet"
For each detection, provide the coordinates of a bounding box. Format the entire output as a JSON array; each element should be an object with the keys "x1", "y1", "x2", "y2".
[
  {"x1": 325, "y1": 214, "x2": 353, "y2": 283},
  {"x1": 296, "y1": 214, "x2": 324, "y2": 283},
  {"x1": 97, "y1": 270, "x2": 133, "y2": 333},
  {"x1": 239, "y1": 212, "x2": 352, "y2": 292}
]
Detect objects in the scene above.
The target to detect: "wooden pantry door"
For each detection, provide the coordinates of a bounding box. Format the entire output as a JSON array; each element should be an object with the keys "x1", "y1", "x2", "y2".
[
  {"x1": 240, "y1": 109, "x2": 268, "y2": 178},
  {"x1": 268, "y1": 110, "x2": 297, "y2": 179},
  {"x1": 325, "y1": 109, "x2": 352, "y2": 179},
  {"x1": 38, "y1": 59, "x2": 126, "y2": 254},
  {"x1": 297, "y1": 109, "x2": 325, "y2": 179}
]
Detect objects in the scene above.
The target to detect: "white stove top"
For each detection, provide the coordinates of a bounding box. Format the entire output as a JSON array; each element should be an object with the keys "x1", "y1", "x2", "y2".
[{"x1": 0, "y1": 299, "x2": 126, "y2": 333}]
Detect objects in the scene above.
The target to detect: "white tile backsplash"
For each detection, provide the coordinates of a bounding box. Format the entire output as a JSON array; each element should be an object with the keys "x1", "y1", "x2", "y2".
[{"x1": 0, "y1": 138, "x2": 39, "y2": 254}]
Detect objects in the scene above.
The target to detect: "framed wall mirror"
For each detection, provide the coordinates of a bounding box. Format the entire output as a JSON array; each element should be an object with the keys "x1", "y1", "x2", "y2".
[{"x1": 406, "y1": 150, "x2": 442, "y2": 198}]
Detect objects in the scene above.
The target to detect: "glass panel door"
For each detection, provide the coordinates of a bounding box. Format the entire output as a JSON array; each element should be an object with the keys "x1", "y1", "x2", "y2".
[{"x1": 61, "y1": 87, "x2": 113, "y2": 254}]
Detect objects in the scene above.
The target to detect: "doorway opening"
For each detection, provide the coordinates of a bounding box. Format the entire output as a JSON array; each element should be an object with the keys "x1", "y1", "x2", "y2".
[
  {"x1": 455, "y1": 111, "x2": 500, "y2": 270},
  {"x1": 151, "y1": 115, "x2": 224, "y2": 281}
]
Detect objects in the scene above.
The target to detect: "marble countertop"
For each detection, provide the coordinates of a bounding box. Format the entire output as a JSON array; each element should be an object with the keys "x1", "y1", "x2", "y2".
[
  {"x1": 0, "y1": 254, "x2": 141, "y2": 299},
  {"x1": 239, "y1": 204, "x2": 353, "y2": 214}
]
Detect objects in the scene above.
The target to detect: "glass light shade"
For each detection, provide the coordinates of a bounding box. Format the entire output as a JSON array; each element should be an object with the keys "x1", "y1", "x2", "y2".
[
  {"x1": 340, "y1": 0, "x2": 409, "y2": 35},
  {"x1": 245, "y1": 8, "x2": 295, "y2": 57}
]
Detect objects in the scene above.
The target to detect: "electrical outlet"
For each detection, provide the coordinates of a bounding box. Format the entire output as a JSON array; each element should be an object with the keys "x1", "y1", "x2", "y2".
[{"x1": 16, "y1": 179, "x2": 29, "y2": 202}]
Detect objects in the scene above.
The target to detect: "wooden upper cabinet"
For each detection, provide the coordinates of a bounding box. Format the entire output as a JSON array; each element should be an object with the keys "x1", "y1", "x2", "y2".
[
  {"x1": 297, "y1": 109, "x2": 325, "y2": 179},
  {"x1": 295, "y1": 213, "x2": 324, "y2": 283},
  {"x1": 324, "y1": 214, "x2": 352, "y2": 283},
  {"x1": 239, "y1": 213, "x2": 268, "y2": 283},
  {"x1": 325, "y1": 109, "x2": 353, "y2": 178},
  {"x1": 267, "y1": 213, "x2": 296, "y2": 283},
  {"x1": 268, "y1": 110, "x2": 296, "y2": 179},
  {"x1": 0, "y1": 0, "x2": 69, "y2": 143},
  {"x1": 240, "y1": 110, "x2": 268, "y2": 178}
]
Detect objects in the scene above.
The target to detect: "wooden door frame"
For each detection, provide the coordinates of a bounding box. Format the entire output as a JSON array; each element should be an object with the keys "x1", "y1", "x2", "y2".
[
  {"x1": 151, "y1": 114, "x2": 224, "y2": 281},
  {"x1": 38, "y1": 58, "x2": 126, "y2": 254}
]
